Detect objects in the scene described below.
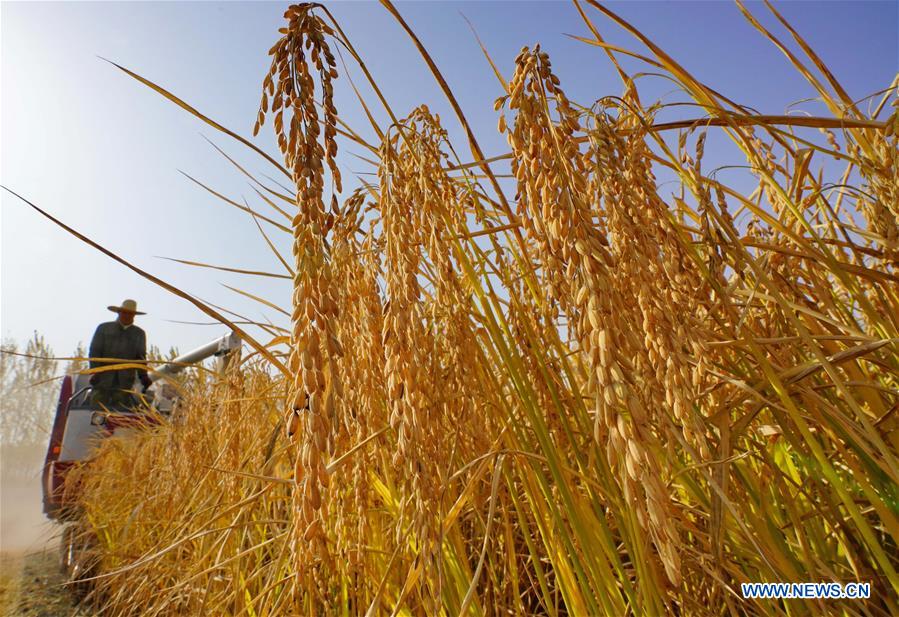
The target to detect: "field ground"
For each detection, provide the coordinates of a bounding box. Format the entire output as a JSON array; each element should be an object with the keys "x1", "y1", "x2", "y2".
[
  {"x1": 0, "y1": 550, "x2": 88, "y2": 617},
  {"x1": 1, "y1": 475, "x2": 87, "y2": 616}
]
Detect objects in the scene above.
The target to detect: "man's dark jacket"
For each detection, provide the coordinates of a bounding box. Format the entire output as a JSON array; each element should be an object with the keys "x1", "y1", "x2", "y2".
[{"x1": 88, "y1": 321, "x2": 149, "y2": 390}]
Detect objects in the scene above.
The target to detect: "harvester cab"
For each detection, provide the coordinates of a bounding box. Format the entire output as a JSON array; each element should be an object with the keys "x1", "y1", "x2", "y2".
[{"x1": 42, "y1": 331, "x2": 242, "y2": 521}]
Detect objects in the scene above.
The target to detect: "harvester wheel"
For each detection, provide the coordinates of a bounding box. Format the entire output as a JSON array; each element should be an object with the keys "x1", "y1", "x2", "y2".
[{"x1": 59, "y1": 523, "x2": 97, "y2": 599}]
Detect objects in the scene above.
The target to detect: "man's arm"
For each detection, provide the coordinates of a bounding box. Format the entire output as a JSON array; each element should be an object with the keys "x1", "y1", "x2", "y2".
[
  {"x1": 88, "y1": 325, "x2": 105, "y2": 385},
  {"x1": 136, "y1": 329, "x2": 151, "y2": 389},
  {"x1": 88, "y1": 325, "x2": 105, "y2": 370}
]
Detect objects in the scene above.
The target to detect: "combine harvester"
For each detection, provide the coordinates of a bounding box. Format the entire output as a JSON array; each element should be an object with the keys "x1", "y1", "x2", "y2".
[{"x1": 41, "y1": 331, "x2": 242, "y2": 584}]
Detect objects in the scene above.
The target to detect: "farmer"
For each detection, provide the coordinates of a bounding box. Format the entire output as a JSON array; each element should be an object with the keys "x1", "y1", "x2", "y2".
[{"x1": 88, "y1": 299, "x2": 152, "y2": 410}]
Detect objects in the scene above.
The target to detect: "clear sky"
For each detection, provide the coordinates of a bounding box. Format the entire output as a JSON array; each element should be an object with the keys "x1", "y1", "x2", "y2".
[{"x1": 2, "y1": 1, "x2": 896, "y2": 360}]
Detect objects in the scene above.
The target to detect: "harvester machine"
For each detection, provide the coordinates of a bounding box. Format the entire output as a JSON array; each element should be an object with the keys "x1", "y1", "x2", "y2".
[{"x1": 41, "y1": 331, "x2": 241, "y2": 582}]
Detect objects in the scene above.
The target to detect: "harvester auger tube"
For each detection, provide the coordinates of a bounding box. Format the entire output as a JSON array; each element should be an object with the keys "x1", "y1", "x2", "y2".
[
  {"x1": 150, "y1": 331, "x2": 242, "y2": 382},
  {"x1": 148, "y1": 331, "x2": 242, "y2": 415}
]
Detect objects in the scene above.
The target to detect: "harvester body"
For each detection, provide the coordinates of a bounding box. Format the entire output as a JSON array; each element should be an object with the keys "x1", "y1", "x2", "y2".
[{"x1": 42, "y1": 332, "x2": 241, "y2": 520}]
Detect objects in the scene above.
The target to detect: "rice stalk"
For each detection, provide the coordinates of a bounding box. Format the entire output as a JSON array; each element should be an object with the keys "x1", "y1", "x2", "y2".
[{"x1": 35, "y1": 2, "x2": 899, "y2": 615}]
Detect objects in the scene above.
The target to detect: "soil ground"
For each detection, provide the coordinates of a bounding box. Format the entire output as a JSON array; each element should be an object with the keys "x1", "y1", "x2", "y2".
[
  {"x1": 1, "y1": 471, "x2": 88, "y2": 616},
  {"x1": 0, "y1": 550, "x2": 89, "y2": 617}
]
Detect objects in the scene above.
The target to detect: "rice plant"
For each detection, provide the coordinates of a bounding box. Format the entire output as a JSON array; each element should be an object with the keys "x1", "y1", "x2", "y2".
[{"x1": 59, "y1": 2, "x2": 899, "y2": 615}]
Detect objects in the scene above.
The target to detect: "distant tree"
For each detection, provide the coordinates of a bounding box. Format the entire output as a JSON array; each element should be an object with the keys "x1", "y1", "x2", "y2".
[
  {"x1": 0, "y1": 333, "x2": 57, "y2": 444},
  {"x1": 67, "y1": 341, "x2": 87, "y2": 376},
  {"x1": 0, "y1": 333, "x2": 60, "y2": 478},
  {"x1": 148, "y1": 344, "x2": 180, "y2": 366}
]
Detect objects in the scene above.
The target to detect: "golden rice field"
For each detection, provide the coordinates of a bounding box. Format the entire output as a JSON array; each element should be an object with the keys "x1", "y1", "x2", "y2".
[{"x1": 65, "y1": 2, "x2": 897, "y2": 615}]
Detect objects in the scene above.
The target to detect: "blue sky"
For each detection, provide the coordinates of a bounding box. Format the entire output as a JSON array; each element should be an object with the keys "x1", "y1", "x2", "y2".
[{"x1": 2, "y1": 1, "x2": 896, "y2": 360}]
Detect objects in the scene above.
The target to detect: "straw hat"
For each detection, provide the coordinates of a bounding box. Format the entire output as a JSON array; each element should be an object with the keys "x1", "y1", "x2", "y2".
[{"x1": 107, "y1": 299, "x2": 146, "y2": 315}]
